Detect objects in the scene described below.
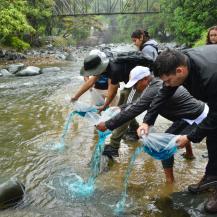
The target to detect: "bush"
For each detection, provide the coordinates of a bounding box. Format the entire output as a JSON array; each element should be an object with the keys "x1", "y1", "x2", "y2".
[
  {"x1": 10, "y1": 36, "x2": 30, "y2": 51},
  {"x1": 194, "y1": 30, "x2": 207, "y2": 47},
  {"x1": 52, "y1": 36, "x2": 68, "y2": 47}
]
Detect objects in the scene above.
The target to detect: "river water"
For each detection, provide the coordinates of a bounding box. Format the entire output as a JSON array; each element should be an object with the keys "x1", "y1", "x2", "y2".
[{"x1": 0, "y1": 45, "x2": 210, "y2": 216}]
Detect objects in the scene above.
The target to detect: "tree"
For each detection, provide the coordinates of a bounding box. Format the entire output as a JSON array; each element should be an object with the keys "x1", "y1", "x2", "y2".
[
  {"x1": 0, "y1": 0, "x2": 34, "y2": 49},
  {"x1": 26, "y1": 0, "x2": 55, "y2": 36},
  {"x1": 160, "y1": 0, "x2": 217, "y2": 46}
]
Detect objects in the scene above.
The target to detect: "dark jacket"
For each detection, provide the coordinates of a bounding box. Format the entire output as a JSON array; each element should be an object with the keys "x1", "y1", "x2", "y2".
[
  {"x1": 143, "y1": 45, "x2": 217, "y2": 143},
  {"x1": 106, "y1": 78, "x2": 204, "y2": 130}
]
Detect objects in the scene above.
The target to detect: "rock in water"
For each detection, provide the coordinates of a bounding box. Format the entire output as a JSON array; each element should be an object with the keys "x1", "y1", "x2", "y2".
[{"x1": 0, "y1": 180, "x2": 25, "y2": 210}]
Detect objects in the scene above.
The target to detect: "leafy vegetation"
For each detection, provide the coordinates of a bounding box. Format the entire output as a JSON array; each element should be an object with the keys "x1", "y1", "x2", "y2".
[
  {"x1": 0, "y1": 0, "x2": 216, "y2": 50},
  {"x1": 160, "y1": 0, "x2": 217, "y2": 46},
  {"x1": 0, "y1": 0, "x2": 34, "y2": 49}
]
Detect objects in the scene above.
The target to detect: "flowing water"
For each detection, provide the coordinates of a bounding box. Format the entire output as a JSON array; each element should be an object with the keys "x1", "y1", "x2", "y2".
[{"x1": 0, "y1": 45, "x2": 210, "y2": 216}]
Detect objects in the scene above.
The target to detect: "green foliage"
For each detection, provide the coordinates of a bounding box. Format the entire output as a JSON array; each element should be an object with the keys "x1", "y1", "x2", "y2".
[
  {"x1": 194, "y1": 30, "x2": 207, "y2": 47},
  {"x1": 0, "y1": 1, "x2": 34, "y2": 39},
  {"x1": 0, "y1": 0, "x2": 34, "y2": 49},
  {"x1": 10, "y1": 36, "x2": 30, "y2": 51},
  {"x1": 106, "y1": 0, "x2": 217, "y2": 46},
  {"x1": 57, "y1": 16, "x2": 103, "y2": 44},
  {"x1": 160, "y1": 0, "x2": 217, "y2": 46},
  {"x1": 52, "y1": 36, "x2": 68, "y2": 47},
  {"x1": 1, "y1": 0, "x2": 216, "y2": 49},
  {"x1": 26, "y1": 0, "x2": 55, "y2": 35}
]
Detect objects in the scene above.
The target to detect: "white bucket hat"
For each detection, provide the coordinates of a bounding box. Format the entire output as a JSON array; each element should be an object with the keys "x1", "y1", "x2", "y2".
[{"x1": 125, "y1": 66, "x2": 151, "y2": 88}]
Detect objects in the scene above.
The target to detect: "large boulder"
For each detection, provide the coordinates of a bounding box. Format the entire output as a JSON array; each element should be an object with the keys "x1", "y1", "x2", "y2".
[
  {"x1": 0, "y1": 69, "x2": 12, "y2": 77},
  {"x1": 65, "y1": 53, "x2": 74, "y2": 61},
  {"x1": 16, "y1": 66, "x2": 41, "y2": 76},
  {"x1": 7, "y1": 63, "x2": 25, "y2": 74},
  {"x1": 0, "y1": 179, "x2": 25, "y2": 210}
]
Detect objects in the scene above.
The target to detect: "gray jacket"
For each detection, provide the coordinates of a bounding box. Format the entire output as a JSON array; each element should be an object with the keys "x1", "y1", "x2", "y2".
[
  {"x1": 105, "y1": 78, "x2": 204, "y2": 130},
  {"x1": 142, "y1": 39, "x2": 158, "y2": 61}
]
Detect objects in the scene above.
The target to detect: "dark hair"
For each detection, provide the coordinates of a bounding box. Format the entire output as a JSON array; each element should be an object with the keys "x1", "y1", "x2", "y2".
[
  {"x1": 153, "y1": 49, "x2": 187, "y2": 77},
  {"x1": 206, "y1": 26, "x2": 217, "y2": 44},
  {"x1": 131, "y1": 29, "x2": 150, "y2": 43}
]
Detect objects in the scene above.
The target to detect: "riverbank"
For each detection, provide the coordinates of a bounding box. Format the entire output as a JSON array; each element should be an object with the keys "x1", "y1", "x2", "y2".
[
  {"x1": 0, "y1": 56, "x2": 68, "y2": 68},
  {"x1": 0, "y1": 46, "x2": 82, "y2": 68}
]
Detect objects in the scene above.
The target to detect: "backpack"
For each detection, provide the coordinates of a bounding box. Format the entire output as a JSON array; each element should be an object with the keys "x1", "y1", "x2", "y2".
[{"x1": 112, "y1": 51, "x2": 154, "y2": 68}]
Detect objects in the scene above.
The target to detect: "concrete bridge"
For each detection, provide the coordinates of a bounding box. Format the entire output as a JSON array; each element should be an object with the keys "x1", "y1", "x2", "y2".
[{"x1": 53, "y1": 0, "x2": 160, "y2": 16}]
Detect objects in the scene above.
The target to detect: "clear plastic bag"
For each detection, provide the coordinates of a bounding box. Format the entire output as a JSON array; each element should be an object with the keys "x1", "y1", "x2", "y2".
[
  {"x1": 73, "y1": 101, "x2": 120, "y2": 125},
  {"x1": 99, "y1": 107, "x2": 121, "y2": 122},
  {"x1": 84, "y1": 106, "x2": 120, "y2": 125},
  {"x1": 140, "y1": 133, "x2": 178, "y2": 160},
  {"x1": 89, "y1": 89, "x2": 105, "y2": 106},
  {"x1": 84, "y1": 112, "x2": 101, "y2": 125},
  {"x1": 73, "y1": 101, "x2": 97, "y2": 113}
]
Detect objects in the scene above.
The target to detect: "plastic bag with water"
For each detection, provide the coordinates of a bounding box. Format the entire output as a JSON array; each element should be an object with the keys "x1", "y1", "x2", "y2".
[
  {"x1": 72, "y1": 101, "x2": 97, "y2": 116},
  {"x1": 89, "y1": 88, "x2": 105, "y2": 106},
  {"x1": 140, "y1": 133, "x2": 178, "y2": 160},
  {"x1": 84, "y1": 106, "x2": 121, "y2": 125},
  {"x1": 100, "y1": 107, "x2": 120, "y2": 122}
]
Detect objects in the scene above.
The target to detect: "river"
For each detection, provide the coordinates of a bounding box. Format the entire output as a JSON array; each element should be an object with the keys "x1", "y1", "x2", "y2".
[{"x1": 0, "y1": 45, "x2": 210, "y2": 216}]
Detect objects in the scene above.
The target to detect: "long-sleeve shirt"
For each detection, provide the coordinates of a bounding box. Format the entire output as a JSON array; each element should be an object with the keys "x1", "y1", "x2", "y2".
[
  {"x1": 105, "y1": 78, "x2": 204, "y2": 130},
  {"x1": 143, "y1": 45, "x2": 217, "y2": 143}
]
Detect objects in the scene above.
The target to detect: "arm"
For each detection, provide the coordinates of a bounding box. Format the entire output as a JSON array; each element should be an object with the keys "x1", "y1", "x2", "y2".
[
  {"x1": 71, "y1": 75, "x2": 99, "y2": 101},
  {"x1": 143, "y1": 84, "x2": 178, "y2": 126},
  {"x1": 98, "y1": 79, "x2": 118, "y2": 112},
  {"x1": 187, "y1": 101, "x2": 217, "y2": 143},
  {"x1": 84, "y1": 76, "x2": 89, "y2": 82},
  {"x1": 104, "y1": 81, "x2": 161, "y2": 130}
]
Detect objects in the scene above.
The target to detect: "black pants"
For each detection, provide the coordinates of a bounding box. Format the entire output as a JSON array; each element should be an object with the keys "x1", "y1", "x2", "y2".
[{"x1": 206, "y1": 129, "x2": 217, "y2": 176}]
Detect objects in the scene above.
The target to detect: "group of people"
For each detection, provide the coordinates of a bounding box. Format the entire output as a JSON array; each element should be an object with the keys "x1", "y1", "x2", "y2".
[{"x1": 71, "y1": 26, "x2": 217, "y2": 214}]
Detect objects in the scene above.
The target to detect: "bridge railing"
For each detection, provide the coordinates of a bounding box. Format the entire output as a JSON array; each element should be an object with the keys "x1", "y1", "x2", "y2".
[{"x1": 53, "y1": 0, "x2": 160, "y2": 16}]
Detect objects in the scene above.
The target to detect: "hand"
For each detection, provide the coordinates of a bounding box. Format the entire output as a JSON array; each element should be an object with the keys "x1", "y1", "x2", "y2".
[
  {"x1": 70, "y1": 96, "x2": 78, "y2": 103},
  {"x1": 96, "y1": 122, "x2": 107, "y2": 132},
  {"x1": 137, "y1": 123, "x2": 150, "y2": 137},
  {"x1": 97, "y1": 105, "x2": 106, "y2": 114},
  {"x1": 176, "y1": 135, "x2": 190, "y2": 149}
]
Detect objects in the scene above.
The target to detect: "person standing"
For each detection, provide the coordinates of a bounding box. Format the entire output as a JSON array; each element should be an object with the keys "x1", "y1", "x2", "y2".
[
  {"x1": 120, "y1": 29, "x2": 159, "y2": 140},
  {"x1": 131, "y1": 29, "x2": 158, "y2": 61},
  {"x1": 137, "y1": 45, "x2": 217, "y2": 214},
  {"x1": 206, "y1": 26, "x2": 217, "y2": 45}
]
